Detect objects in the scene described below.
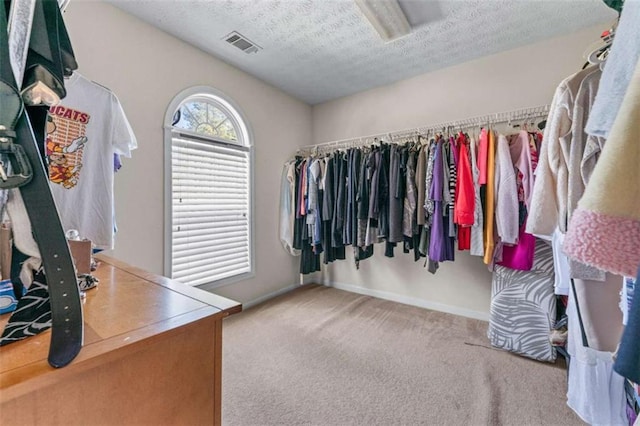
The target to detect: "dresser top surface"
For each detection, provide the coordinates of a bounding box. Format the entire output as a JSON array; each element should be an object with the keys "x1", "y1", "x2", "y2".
[{"x1": 0, "y1": 254, "x2": 241, "y2": 390}]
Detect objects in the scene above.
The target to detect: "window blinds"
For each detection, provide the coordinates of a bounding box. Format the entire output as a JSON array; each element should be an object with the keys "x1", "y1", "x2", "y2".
[{"x1": 171, "y1": 133, "x2": 251, "y2": 286}]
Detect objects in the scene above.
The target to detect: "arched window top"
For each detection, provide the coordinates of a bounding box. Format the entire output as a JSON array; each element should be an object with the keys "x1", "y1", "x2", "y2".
[
  {"x1": 172, "y1": 98, "x2": 238, "y2": 141},
  {"x1": 166, "y1": 87, "x2": 251, "y2": 147}
]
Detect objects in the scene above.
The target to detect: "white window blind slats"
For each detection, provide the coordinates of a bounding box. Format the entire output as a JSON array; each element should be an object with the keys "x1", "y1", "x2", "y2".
[
  {"x1": 172, "y1": 249, "x2": 249, "y2": 272},
  {"x1": 173, "y1": 243, "x2": 248, "y2": 262},
  {"x1": 173, "y1": 153, "x2": 247, "y2": 165},
  {"x1": 173, "y1": 156, "x2": 247, "y2": 168},
  {"x1": 174, "y1": 192, "x2": 248, "y2": 200},
  {"x1": 173, "y1": 239, "x2": 248, "y2": 252},
  {"x1": 172, "y1": 221, "x2": 247, "y2": 232},
  {"x1": 172, "y1": 208, "x2": 249, "y2": 216},
  {"x1": 174, "y1": 231, "x2": 248, "y2": 245},
  {"x1": 173, "y1": 170, "x2": 248, "y2": 184},
  {"x1": 172, "y1": 212, "x2": 242, "y2": 220},
  {"x1": 174, "y1": 262, "x2": 250, "y2": 287},
  {"x1": 174, "y1": 205, "x2": 248, "y2": 216},
  {"x1": 174, "y1": 196, "x2": 246, "y2": 204},
  {"x1": 173, "y1": 220, "x2": 248, "y2": 231},
  {"x1": 173, "y1": 187, "x2": 246, "y2": 196},
  {"x1": 175, "y1": 236, "x2": 248, "y2": 253},
  {"x1": 173, "y1": 167, "x2": 248, "y2": 177},
  {"x1": 173, "y1": 164, "x2": 248, "y2": 178},
  {"x1": 172, "y1": 136, "x2": 248, "y2": 156},
  {"x1": 173, "y1": 151, "x2": 247, "y2": 164},
  {"x1": 172, "y1": 222, "x2": 249, "y2": 241},
  {"x1": 173, "y1": 241, "x2": 247, "y2": 258},
  {"x1": 170, "y1": 128, "x2": 251, "y2": 287},
  {"x1": 174, "y1": 208, "x2": 247, "y2": 214},
  {"x1": 173, "y1": 257, "x2": 250, "y2": 279},
  {"x1": 181, "y1": 259, "x2": 251, "y2": 278},
  {"x1": 173, "y1": 229, "x2": 248, "y2": 242},
  {"x1": 173, "y1": 163, "x2": 247, "y2": 178},
  {"x1": 173, "y1": 249, "x2": 250, "y2": 270},
  {"x1": 173, "y1": 196, "x2": 248, "y2": 204},
  {"x1": 172, "y1": 186, "x2": 248, "y2": 195},
  {"x1": 173, "y1": 200, "x2": 248, "y2": 209},
  {"x1": 174, "y1": 237, "x2": 247, "y2": 251},
  {"x1": 171, "y1": 231, "x2": 246, "y2": 246},
  {"x1": 173, "y1": 160, "x2": 247, "y2": 175},
  {"x1": 172, "y1": 213, "x2": 247, "y2": 225}
]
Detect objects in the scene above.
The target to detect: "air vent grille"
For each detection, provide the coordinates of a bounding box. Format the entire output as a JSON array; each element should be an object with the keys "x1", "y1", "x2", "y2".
[{"x1": 223, "y1": 31, "x2": 261, "y2": 54}]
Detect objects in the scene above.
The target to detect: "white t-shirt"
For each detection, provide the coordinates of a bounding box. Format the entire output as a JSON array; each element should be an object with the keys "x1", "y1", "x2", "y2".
[{"x1": 46, "y1": 72, "x2": 137, "y2": 250}]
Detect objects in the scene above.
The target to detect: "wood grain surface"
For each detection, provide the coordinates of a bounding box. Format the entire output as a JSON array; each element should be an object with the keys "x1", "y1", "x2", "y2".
[{"x1": 0, "y1": 255, "x2": 241, "y2": 425}]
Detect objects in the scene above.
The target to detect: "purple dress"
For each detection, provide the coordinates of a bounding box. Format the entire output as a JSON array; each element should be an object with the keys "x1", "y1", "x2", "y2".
[{"x1": 428, "y1": 139, "x2": 445, "y2": 262}]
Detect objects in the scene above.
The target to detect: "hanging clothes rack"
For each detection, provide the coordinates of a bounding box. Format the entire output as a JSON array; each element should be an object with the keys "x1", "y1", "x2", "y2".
[{"x1": 296, "y1": 104, "x2": 550, "y2": 157}]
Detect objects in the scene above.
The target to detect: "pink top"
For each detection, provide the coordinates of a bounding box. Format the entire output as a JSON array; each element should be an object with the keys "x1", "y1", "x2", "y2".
[
  {"x1": 508, "y1": 131, "x2": 534, "y2": 211},
  {"x1": 477, "y1": 128, "x2": 489, "y2": 185}
]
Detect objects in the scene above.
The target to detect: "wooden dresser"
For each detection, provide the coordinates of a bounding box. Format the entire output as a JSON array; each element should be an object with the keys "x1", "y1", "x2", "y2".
[{"x1": 0, "y1": 255, "x2": 241, "y2": 426}]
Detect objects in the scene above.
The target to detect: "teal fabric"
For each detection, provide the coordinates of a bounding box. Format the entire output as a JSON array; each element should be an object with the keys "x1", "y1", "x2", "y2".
[{"x1": 603, "y1": 0, "x2": 624, "y2": 12}]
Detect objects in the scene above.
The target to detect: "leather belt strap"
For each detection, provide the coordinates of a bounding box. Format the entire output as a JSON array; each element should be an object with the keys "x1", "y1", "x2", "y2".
[{"x1": 15, "y1": 108, "x2": 84, "y2": 367}]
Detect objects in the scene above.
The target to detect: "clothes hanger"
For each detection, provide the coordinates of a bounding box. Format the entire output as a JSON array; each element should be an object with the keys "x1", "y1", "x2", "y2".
[
  {"x1": 521, "y1": 112, "x2": 529, "y2": 132},
  {"x1": 529, "y1": 114, "x2": 537, "y2": 134},
  {"x1": 582, "y1": 22, "x2": 616, "y2": 69},
  {"x1": 58, "y1": 0, "x2": 72, "y2": 13}
]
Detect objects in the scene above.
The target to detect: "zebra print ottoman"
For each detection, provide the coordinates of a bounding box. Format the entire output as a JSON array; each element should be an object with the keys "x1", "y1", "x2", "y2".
[{"x1": 488, "y1": 239, "x2": 557, "y2": 362}]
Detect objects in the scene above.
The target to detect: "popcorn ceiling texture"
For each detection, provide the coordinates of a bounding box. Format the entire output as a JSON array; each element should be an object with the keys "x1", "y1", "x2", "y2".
[{"x1": 110, "y1": 0, "x2": 615, "y2": 104}]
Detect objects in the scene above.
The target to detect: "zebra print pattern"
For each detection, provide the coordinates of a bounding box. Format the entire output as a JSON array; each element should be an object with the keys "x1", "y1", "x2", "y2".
[
  {"x1": 488, "y1": 239, "x2": 557, "y2": 362},
  {"x1": 0, "y1": 269, "x2": 51, "y2": 346}
]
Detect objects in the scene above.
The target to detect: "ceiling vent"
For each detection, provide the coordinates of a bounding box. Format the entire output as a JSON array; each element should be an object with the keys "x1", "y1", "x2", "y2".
[{"x1": 223, "y1": 31, "x2": 261, "y2": 54}]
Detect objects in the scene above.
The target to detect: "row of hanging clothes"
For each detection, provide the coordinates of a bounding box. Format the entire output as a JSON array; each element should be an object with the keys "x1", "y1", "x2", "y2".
[{"x1": 279, "y1": 112, "x2": 548, "y2": 276}]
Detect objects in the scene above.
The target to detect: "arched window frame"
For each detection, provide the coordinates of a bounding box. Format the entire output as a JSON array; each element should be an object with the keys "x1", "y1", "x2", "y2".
[{"x1": 164, "y1": 86, "x2": 255, "y2": 289}]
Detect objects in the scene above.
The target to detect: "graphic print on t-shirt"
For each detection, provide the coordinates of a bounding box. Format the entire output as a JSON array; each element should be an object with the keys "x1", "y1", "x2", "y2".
[{"x1": 46, "y1": 106, "x2": 91, "y2": 189}]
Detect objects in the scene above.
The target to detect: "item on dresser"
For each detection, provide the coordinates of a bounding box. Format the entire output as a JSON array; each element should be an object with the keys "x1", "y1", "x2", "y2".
[
  {"x1": 67, "y1": 238, "x2": 91, "y2": 275},
  {"x1": 0, "y1": 278, "x2": 23, "y2": 315},
  {"x1": 77, "y1": 273, "x2": 98, "y2": 291},
  {"x1": 0, "y1": 223, "x2": 11, "y2": 279}
]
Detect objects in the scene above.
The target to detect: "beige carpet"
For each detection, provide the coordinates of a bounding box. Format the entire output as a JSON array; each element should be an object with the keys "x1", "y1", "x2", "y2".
[{"x1": 222, "y1": 285, "x2": 582, "y2": 426}]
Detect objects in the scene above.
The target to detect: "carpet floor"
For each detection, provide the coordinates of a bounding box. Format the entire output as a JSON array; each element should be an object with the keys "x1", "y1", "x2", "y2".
[{"x1": 222, "y1": 284, "x2": 582, "y2": 425}]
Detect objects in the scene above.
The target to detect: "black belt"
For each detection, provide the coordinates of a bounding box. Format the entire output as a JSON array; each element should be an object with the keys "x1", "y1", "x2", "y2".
[{"x1": 17, "y1": 107, "x2": 84, "y2": 367}]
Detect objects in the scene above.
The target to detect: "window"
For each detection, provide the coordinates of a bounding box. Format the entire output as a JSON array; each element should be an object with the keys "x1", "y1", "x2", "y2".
[{"x1": 164, "y1": 87, "x2": 253, "y2": 288}]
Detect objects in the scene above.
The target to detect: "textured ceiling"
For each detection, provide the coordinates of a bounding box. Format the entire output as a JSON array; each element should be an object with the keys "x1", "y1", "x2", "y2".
[{"x1": 109, "y1": 0, "x2": 615, "y2": 105}]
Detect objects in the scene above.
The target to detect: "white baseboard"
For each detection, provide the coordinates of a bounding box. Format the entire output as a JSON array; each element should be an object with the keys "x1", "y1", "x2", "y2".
[
  {"x1": 322, "y1": 279, "x2": 490, "y2": 322},
  {"x1": 240, "y1": 277, "x2": 490, "y2": 322},
  {"x1": 242, "y1": 283, "x2": 300, "y2": 310},
  {"x1": 301, "y1": 273, "x2": 320, "y2": 285}
]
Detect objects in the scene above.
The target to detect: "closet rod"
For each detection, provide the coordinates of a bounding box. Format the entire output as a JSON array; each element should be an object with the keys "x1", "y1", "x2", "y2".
[{"x1": 298, "y1": 104, "x2": 550, "y2": 155}]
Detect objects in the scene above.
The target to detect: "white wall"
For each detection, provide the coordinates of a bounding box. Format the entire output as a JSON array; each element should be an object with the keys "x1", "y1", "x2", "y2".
[
  {"x1": 312, "y1": 25, "x2": 606, "y2": 319},
  {"x1": 64, "y1": 2, "x2": 312, "y2": 304}
]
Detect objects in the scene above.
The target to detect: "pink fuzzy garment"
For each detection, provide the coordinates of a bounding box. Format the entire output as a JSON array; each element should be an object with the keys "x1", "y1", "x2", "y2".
[{"x1": 563, "y1": 58, "x2": 640, "y2": 277}]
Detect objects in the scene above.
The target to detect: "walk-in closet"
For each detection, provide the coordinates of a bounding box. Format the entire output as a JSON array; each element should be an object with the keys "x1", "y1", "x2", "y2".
[{"x1": 0, "y1": 0, "x2": 638, "y2": 425}]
